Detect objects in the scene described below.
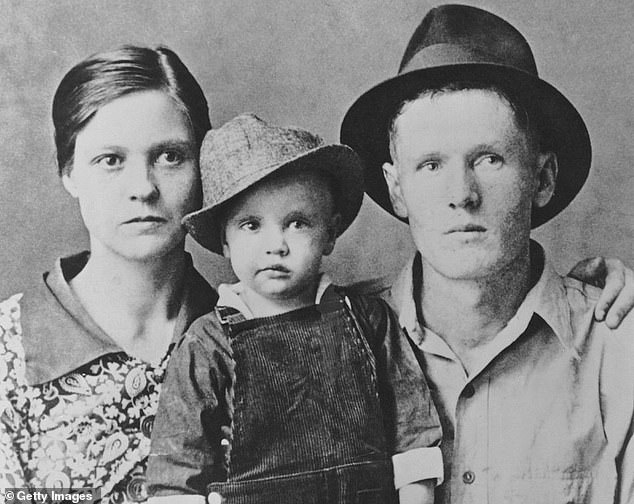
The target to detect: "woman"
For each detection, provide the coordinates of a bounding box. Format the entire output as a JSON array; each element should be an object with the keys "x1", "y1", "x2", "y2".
[{"x1": 0, "y1": 46, "x2": 217, "y2": 502}]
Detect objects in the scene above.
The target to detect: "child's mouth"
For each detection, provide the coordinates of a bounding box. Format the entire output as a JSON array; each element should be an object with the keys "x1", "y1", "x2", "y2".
[{"x1": 260, "y1": 265, "x2": 291, "y2": 274}]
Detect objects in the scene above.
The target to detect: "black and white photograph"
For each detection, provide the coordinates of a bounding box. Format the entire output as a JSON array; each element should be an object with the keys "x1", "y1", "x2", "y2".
[{"x1": 0, "y1": 1, "x2": 632, "y2": 503}]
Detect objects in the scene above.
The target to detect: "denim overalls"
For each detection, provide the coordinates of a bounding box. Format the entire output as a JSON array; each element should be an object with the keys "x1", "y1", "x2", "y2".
[{"x1": 207, "y1": 287, "x2": 398, "y2": 504}]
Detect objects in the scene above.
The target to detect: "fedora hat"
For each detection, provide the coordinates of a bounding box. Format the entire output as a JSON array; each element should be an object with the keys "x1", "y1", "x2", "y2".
[
  {"x1": 183, "y1": 113, "x2": 365, "y2": 254},
  {"x1": 340, "y1": 4, "x2": 591, "y2": 228}
]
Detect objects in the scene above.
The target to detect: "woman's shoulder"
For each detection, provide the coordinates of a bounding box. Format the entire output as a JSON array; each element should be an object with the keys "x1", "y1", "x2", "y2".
[{"x1": 0, "y1": 293, "x2": 27, "y2": 389}]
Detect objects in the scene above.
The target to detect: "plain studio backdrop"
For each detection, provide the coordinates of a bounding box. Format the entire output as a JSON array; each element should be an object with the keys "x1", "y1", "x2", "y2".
[{"x1": 0, "y1": 0, "x2": 632, "y2": 300}]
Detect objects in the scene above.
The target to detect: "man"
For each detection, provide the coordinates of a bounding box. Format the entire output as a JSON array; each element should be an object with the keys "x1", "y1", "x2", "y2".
[{"x1": 341, "y1": 5, "x2": 633, "y2": 503}]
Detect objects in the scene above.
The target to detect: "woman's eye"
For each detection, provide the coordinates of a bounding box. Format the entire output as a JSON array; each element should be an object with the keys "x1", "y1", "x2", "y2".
[
  {"x1": 95, "y1": 154, "x2": 122, "y2": 170},
  {"x1": 156, "y1": 150, "x2": 183, "y2": 167}
]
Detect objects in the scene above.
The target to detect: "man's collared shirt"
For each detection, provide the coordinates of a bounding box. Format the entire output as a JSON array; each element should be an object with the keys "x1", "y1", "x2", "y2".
[
  {"x1": 0, "y1": 253, "x2": 217, "y2": 503},
  {"x1": 388, "y1": 243, "x2": 634, "y2": 504}
]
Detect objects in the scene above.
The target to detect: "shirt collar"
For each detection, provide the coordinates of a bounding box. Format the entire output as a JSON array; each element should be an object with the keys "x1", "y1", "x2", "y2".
[
  {"x1": 22, "y1": 252, "x2": 217, "y2": 385},
  {"x1": 217, "y1": 273, "x2": 333, "y2": 319},
  {"x1": 391, "y1": 240, "x2": 575, "y2": 352}
]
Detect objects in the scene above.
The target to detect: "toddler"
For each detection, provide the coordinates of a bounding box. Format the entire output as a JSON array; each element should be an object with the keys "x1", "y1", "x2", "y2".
[{"x1": 147, "y1": 114, "x2": 442, "y2": 504}]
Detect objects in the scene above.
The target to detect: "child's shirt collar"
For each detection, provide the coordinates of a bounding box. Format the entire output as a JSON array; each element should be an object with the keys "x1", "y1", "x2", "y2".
[{"x1": 217, "y1": 273, "x2": 333, "y2": 320}]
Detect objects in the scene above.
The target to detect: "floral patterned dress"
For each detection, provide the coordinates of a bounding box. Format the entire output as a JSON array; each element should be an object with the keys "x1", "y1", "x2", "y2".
[{"x1": 0, "y1": 253, "x2": 217, "y2": 503}]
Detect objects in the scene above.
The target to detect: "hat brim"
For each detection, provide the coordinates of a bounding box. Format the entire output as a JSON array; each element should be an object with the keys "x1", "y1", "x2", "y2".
[
  {"x1": 340, "y1": 63, "x2": 591, "y2": 228},
  {"x1": 182, "y1": 144, "x2": 365, "y2": 254}
]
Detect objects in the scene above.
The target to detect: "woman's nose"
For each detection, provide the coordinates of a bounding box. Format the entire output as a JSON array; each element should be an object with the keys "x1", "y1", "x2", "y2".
[{"x1": 126, "y1": 160, "x2": 159, "y2": 201}]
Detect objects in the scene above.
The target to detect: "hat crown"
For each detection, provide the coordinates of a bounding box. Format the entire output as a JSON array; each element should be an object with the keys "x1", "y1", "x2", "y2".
[
  {"x1": 400, "y1": 4, "x2": 537, "y2": 76},
  {"x1": 199, "y1": 113, "x2": 324, "y2": 208}
]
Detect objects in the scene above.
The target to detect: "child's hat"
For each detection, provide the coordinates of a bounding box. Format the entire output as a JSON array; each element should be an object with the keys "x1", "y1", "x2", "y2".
[{"x1": 183, "y1": 113, "x2": 365, "y2": 254}]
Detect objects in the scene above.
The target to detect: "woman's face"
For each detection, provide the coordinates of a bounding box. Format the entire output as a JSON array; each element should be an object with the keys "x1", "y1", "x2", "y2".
[{"x1": 63, "y1": 90, "x2": 201, "y2": 262}]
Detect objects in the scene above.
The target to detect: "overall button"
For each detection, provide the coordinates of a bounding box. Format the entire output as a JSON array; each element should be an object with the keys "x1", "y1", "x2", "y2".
[
  {"x1": 462, "y1": 470, "x2": 476, "y2": 484},
  {"x1": 463, "y1": 384, "x2": 475, "y2": 398},
  {"x1": 208, "y1": 492, "x2": 223, "y2": 504}
]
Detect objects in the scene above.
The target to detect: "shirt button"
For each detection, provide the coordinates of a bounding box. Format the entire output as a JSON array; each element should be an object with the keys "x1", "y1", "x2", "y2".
[
  {"x1": 463, "y1": 384, "x2": 475, "y2": 398},
  {"x1": 462, "y1": 470, "x2": 476, "y2": 484},
  {"x1": 126, "y1": 476, "x2": 148, "y2": 501}
]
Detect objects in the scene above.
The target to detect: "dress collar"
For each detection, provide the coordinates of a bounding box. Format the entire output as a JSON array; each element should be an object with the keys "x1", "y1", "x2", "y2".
[
  {"x1": 390, "y1": 240, "x2": 575, "y2": 353},
  {"x1": 22, "y1": 252, "x2": 217, "y2": 385}
]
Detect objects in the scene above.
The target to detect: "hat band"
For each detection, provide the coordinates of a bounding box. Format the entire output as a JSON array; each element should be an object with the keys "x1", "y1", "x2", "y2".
[{"x1": 399, "y1": 43, "x2": 537, "y2": 77}]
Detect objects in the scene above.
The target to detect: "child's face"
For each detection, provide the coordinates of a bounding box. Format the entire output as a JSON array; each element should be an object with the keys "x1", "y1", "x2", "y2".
[{"x1": 222, "y1": 170, "x2": 339, "y2": 309}]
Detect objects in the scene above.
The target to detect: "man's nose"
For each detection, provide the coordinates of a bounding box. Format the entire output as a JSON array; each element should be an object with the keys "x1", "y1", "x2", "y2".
[
  {"x1": 126, "y1": 159, "x2": 159, "y2": 201},
  {"x1": 446, "y1": 164, "x2": 481, "y2": 210}
]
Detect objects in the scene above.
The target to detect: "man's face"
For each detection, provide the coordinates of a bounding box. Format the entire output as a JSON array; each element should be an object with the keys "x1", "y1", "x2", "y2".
[{"x1": 383, "y1": 89, "x2": 556, "y2": 281}]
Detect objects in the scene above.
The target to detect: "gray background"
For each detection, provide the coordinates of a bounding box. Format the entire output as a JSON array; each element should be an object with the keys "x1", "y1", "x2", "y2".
[{"x1": 1, "y1": 0, "x2": 632, "y2": 300}]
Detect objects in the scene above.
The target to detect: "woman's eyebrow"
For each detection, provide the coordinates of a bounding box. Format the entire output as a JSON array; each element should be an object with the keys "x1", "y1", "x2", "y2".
[{"x1": 151, "y1": 139, "x2": 195, "y2": 151}]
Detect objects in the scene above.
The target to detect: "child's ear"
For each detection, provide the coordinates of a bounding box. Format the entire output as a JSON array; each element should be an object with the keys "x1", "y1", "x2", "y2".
[
  {"x1": 323, "y1": 213, "x2": 341, "y2": 256},
  {"x1": 221, "y1": 226, "x2": 231, "y2": 258}
]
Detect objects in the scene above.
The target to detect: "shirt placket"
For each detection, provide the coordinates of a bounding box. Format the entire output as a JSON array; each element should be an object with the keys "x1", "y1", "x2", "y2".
[{"x1": 451, "y1": 372, "x2": 490, "y2": 504}]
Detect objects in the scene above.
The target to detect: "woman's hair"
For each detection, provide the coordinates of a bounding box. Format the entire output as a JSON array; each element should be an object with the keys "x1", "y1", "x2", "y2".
[{"x1": 52, "y1": 45, "x2": 211, "y2": 175}]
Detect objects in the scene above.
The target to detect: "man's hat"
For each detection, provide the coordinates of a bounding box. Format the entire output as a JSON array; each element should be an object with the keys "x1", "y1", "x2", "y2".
[
  {"x1": 340, "y1": 4, "x2": 591, "y2": 228},
  {"x1": 183, "y1": 113, "x2": 364, "y2": 254}
]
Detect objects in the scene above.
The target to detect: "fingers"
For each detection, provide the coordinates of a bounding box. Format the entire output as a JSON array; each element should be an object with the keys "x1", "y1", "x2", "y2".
[
  {"x1": 602, "y1": 264, "x2": 634, "y2": 329},
  {"x1": 592, "y1": 258, "x2": 624, "y2": 321},
  {"x1": 567, "y1": 257, "x2": 606, "y2": 288}
]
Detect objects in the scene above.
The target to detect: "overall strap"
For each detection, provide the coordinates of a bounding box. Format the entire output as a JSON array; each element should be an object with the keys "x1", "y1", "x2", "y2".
[{"x1": 214, "y1": 306, "x2": 248, "y2": 338}]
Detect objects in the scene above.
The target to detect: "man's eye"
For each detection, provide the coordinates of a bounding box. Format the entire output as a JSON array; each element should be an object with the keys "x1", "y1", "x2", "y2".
[
  {"x1": 156, "y1": 150, "x2": 183, "y2": 166},
  {"x1": 288, "y1": 219, "x2": 309, "y2": 230},
  {"x1": 477, "y1": 154, "x2": 503, "y2": 168},
  {"x1": 420, "y1": 161, "x2": 440, "y2": 172},
  {"x1": 95, "y1": 154, "x2": 122, "y2": 169}
]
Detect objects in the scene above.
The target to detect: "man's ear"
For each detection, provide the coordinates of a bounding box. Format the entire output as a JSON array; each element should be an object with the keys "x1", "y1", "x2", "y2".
[
  {"x1": 533, "y1": 152, "x2": 558, "y2": 208},
  {"x1": 61, "y1": 172, "x2": 78, "y2": 198},
  {"x1": 382, "y1": 161, "x2": 409, "y2": 219},
  {"x1": 323, "y1": 213, "x2": 341, "y2": 256}
]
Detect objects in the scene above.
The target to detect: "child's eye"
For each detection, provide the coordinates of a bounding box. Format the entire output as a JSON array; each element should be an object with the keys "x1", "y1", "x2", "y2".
[
  {"x1": 239, "y1": 220, "x2": 260, "y2": 231},
  {"x1": 95, "y1": 154, "x2": 123, "y2": 170},
  {"x1": 156, "y1": 150, "x2": 183, "y2": 167}
]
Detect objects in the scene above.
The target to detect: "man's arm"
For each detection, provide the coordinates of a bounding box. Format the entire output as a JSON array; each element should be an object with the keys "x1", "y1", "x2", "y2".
[{"x1": 568, "y1": 257, "x2": 634, "y2": 328}]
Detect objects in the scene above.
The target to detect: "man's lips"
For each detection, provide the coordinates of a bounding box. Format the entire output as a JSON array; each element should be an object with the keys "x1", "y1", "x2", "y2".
[{"x1": 445, "y1": 224, "x2": 487, "y2": 234}]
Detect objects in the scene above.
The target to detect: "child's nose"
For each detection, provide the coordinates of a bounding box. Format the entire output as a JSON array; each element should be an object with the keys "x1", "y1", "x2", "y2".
[{"x1": 264, "y1": 229, "x2": 289, "y2": 256}]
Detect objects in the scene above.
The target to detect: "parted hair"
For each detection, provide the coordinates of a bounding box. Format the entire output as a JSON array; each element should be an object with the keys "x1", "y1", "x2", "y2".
[{"x1": 52, "y1": 45, "x2": 211, "y2": 175}]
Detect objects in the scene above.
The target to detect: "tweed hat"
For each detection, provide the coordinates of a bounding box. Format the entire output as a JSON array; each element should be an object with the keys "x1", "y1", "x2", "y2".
[
  {"x1": 183, "y1": 113, "x2": 365, "y2": 254},
  {"x1": 340, "y1": 4, "x2": 591, "y2": 228}
]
